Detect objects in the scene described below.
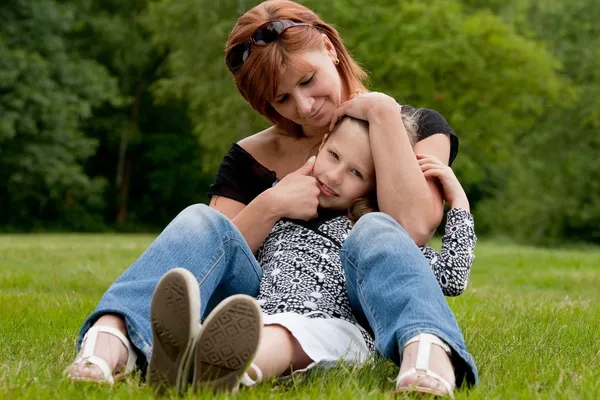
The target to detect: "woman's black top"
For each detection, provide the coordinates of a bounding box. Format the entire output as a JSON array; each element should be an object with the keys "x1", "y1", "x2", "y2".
[{"x1": 209, "y1": 108, "x2": 458, "y2": 204}]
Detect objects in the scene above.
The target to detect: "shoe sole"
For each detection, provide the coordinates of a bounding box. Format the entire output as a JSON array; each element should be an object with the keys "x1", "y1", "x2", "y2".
[
  {"x1": 147, "y1": 268, "x2": 201, "y2": 395},
  {"x1": 192, "y1": 294, "x2": 262, "y2": 392}
]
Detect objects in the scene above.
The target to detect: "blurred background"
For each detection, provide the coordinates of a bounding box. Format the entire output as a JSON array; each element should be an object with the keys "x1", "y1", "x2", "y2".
[{"x1": 0, "y1": 0, "x2": 598, "y2": 245}]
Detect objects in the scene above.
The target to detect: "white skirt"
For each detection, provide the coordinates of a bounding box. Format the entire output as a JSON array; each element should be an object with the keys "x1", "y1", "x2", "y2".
[{"x1": 262, "y1": 312, "x2": 372, "y2": 373}]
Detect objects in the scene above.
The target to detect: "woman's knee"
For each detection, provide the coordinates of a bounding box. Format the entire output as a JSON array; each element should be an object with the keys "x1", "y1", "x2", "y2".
[
  {"x1": 172, "y1": 204, "x2": 230, "y2": 233},
  {"x1": 346, "y1": 212, "x2": 412, "y2": 248}
]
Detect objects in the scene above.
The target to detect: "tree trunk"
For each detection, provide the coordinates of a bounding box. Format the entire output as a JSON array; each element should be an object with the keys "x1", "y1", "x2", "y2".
[{"x1": 116, "y1": 78, "x2": 144, "y2": 225}]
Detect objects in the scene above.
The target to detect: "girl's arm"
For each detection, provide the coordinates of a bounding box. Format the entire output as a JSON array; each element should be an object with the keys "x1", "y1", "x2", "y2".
[
  {"x1": 418, "y1": 154, "x2": 475, "y2": 296},
  {"x1": 419, "y1": 208, "x2": 476, "y2": 296}
]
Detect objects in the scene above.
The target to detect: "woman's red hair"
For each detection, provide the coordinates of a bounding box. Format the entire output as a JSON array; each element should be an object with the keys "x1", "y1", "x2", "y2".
[{"x1": 225, "y1": 0, "x2": 368, "y2": 136}]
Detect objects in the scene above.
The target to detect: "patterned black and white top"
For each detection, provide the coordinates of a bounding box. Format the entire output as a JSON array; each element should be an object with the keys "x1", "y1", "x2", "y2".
[{"x1": 255, "y1": 208, "x2": 476, "y2": 350}]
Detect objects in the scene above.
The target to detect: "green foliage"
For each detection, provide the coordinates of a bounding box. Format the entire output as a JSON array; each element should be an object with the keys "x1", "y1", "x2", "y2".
[
  {"x1": 0, "y1": 0, "x2": 120, "y2": 230},
  {"x1": 471, "y1": 0, "x2": 600, "y2": 244},
  {"x1": 304, "y1": 0, "x2": 565, "y2": 199},
  {"x1": 144, "y1": 0, "x2": 270, "y2": 172},
  {"x1": 0, "y1": 0, "x2": 213, "y2": 231},
  {"x1": 1, "y1": 0, "x2": 598, "y2": 244},
  {"x1": 145, "y1": 0, "x2": 569, "y2": 239}
]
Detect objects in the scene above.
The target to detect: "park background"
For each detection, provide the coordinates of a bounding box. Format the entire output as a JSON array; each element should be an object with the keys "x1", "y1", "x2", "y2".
[
  {"x1": 1, "y1": 0, "x2": 599, "y2": 245},
  {"x1": 1, "y1": 0, "x2": 599, "y2": 399}
]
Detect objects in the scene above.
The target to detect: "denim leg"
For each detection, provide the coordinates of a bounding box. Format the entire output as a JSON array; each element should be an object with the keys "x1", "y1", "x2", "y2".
[
  {"x1": 77, "y1": 204, "x2": 263, "y2": 362},
  {"x1": 340, "y1": 212, "x2": 478, "y2": 387}
]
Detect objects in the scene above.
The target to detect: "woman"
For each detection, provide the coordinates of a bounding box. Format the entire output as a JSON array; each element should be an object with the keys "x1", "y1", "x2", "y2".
[{"x1": 65, "y1": 0, "x2": 477, "y2": 396}]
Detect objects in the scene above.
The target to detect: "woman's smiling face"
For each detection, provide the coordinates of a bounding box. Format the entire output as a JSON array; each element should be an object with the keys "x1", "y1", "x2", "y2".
[
  {"x1": 269, "y1": 39, "x2": 344, "y2": 135},
  {"x1": 312, "y1": 118, "x2": 375, "y2": 211}
]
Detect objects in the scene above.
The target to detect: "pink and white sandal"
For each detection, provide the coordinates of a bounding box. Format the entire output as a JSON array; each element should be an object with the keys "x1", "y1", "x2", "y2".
[
  {"x1": 65, "y1": 326, "x2": 137, "y2": 385},
  {"x1": 395, "y1": 333, "x2": 455, "y2": 398}
]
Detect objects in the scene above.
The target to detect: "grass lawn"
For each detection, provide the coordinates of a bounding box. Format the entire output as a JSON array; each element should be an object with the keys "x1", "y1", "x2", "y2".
[{"x1": 1, "y1": 234, "x2": 599, "y2": 399}]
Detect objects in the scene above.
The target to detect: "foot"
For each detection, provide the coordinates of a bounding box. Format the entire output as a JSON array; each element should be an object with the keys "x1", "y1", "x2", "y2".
[
  {"x1": 65, "y1": 316, "x2": 133, "y2": 385},
  {"x1": 396, "y1": 333, "x2": 456, "y2": 398},
  {"x1": 192, "y1": 294, "x2": 262, "y2": 392},
  {"x1": 147, "y1": 268, "x2": 201, "y2": 395}
]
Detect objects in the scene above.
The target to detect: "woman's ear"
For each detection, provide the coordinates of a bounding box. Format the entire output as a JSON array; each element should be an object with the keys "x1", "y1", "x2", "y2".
[{"x1": 321, "y1": 34, "x2": 337, "y2": 60}]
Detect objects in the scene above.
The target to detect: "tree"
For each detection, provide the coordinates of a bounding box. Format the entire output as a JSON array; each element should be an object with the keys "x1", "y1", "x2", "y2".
[
  {"x1": 72, "y1": 0, "x2": 213, "y2": 228},
  {"x1": 0, "y1": 0, "x2": 120, "y2": 230},
  {"x1": 470, "y1": 0, "x2": 600, "y2": 243}
]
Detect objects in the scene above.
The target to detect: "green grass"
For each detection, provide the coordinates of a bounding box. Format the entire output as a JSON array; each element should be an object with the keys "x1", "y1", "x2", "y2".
[{"x1": 1, "y1": 234, "x2": 599, "y2": 399}]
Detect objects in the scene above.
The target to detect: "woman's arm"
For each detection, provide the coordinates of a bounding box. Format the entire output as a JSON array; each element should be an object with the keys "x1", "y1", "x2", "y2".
[
  {"x1": 210, "y1": 157, "x2": 320, "y2": 253},
  {"x1": 210, "y1": 193, "x2": 281, "y2": 253},
  {"x1": 330, "y1": 93, "x2": 450, "y2": 245},
  {"x1": 369, "y1": 106, "x2": 449, "y2": 244}
]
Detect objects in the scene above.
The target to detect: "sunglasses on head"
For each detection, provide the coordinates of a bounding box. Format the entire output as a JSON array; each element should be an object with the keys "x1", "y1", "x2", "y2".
[{"x1": 226, "y1": 20, "x2": 310, "y2": 73}]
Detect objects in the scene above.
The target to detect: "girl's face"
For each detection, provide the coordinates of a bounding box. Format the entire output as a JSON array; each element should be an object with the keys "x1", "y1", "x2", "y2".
[
  {"x1": 269, "y1": 38, "x2": 344, "y2": 135},
  {"x1": 312, "y1": 119, "x2": 375, "y2": 211}
]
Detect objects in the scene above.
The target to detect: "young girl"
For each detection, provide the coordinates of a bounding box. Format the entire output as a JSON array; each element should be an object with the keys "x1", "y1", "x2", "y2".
[{"x1": 149, "y1": 111, "x2": 476, "y2": 395}]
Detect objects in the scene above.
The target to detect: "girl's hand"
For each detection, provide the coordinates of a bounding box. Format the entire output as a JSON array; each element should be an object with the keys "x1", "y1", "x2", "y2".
[
  {"x1": 328, "y1": 91, "x2": 399, "y2": 131},
  {"x1": 417, "y1": 154, "x2": 470, "y2": 212},
  {"x1": 267, "y1": 156, "x2": 320, "y2": 220}
]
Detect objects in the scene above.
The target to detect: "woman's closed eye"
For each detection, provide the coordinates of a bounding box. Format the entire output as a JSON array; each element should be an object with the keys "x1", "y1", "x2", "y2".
[
  {"x1": 329, "y1": 151, "x2": 339, "y2": 160},
  {"x1": 275, "y1": 74, "x2": 315, "y2": 103},
  {"x1": 300, "y1": 74, "x2": 315, "y2": 86}
]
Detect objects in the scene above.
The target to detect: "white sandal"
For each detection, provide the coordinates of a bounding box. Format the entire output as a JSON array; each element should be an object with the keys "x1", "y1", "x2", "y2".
[
  {"x1": 65, "y1": 326, "x2": 137, "y2": 385},
  {"x1": 395, "y1": 333, "x2": 455, "y2": 399},
  {"x1": 240, "y1": 363, "x2": 263, "y2": 387}
]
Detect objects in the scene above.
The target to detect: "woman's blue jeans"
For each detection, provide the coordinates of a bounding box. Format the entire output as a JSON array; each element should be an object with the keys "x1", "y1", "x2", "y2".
[
  {"x1": 78, "y1": 205, "x2": 477, "y2": 386},
  {"x1": 77, "y1": 204, "x2": 263, "y2": 361},
  {"x1": 341, "y1": 212, "x2": 478, "y2": 386}
]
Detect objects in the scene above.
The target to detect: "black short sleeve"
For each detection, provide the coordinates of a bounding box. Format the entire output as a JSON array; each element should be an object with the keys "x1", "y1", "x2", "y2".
[
  {"x1": 208, "y1": 144, "x2": 277, "y2": 205},
  {"x1": 405, "y1": 106, "x2": 459, "y2": 166}
]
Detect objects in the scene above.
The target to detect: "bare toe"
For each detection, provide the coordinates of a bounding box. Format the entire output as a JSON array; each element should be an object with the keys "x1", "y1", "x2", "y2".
[
  {"x1": 66, "y1": 361, "x2": 105, "y2": 381},
  {"x1": 65, "y1": 326, "x2": 130, "y2": 384}
]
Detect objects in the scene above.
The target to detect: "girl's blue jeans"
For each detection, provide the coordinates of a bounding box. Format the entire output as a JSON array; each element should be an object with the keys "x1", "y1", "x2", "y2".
[{"x1": 78, "y1": 204, "x2": 477, "y2": 386}]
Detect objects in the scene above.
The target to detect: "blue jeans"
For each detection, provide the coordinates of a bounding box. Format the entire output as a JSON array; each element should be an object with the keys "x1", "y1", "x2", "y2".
[
  {"x1": 78, "y1": 205, "x2": 477, "y2": 386},
  {"x1": 77, "y1": 204, "x2": 263, "y2": 361},
  {"x1": 340, "y1": 212, "x2": 478, "y2": 387}
]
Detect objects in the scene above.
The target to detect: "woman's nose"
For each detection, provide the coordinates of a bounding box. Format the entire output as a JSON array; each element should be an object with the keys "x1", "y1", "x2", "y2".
[{"x1": 296, "y1": 95, "x2": 314, "y2": 118}]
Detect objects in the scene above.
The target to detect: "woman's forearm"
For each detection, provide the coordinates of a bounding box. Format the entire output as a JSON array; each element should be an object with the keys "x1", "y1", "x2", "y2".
[
  {"x1": 369, "y1": 107, "x2": 443, "y2": 245},
  {"x1": 231, "y1": 189, "x2": 282, "y2": 253}
]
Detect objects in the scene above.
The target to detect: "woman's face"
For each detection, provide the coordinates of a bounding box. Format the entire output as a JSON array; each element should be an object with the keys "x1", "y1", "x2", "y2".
[
  {"x1": 312, "y1": 119, "x2": 375, "y2": 211},
  {"x1": 270, "y1": 40, "x2": 344, "y2": 135}
]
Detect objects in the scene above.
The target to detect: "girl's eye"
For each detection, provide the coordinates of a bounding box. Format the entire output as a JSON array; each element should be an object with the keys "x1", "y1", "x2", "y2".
[
  {"x1": 352, "y1": 169, "x2": 362, "y2": 178},
  {"x1": 329, "y1": 151, "x2": 339, "y2": 160},
  {"x1": 301, "y1": 74, "x2": 315, "y2": 86},
  {"x1": 276, "y1": 95, "x2": 288, "y2": 104}
]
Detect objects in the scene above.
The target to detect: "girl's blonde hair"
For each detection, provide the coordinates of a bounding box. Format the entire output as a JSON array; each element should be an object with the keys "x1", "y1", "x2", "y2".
[{"x1": 347, "y1": 107, "x2": 421, "y2": 224}]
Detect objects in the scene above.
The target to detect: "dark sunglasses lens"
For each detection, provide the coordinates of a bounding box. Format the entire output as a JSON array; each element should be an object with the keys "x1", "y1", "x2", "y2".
[
  {"x1": 227, "y1": 43, "x2": 248, "y2": 71},
  {"x1": 253, "y1": 23, "x2": 282, "y2": 45},
  {"x1": 229, "y1": 21, "x2": 307, "y2": 72}
]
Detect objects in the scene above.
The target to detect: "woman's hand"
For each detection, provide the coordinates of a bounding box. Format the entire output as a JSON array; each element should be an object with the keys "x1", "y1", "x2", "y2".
[
  {"x1": 267, "y1": 156, "x2": 320, "y2": 220},
  {"x1": 418, "y1": 154, "x2": 470, "y2": 212},
  {"x1": 328, "y1": 91, "x2": 399, "y2": 131}
]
